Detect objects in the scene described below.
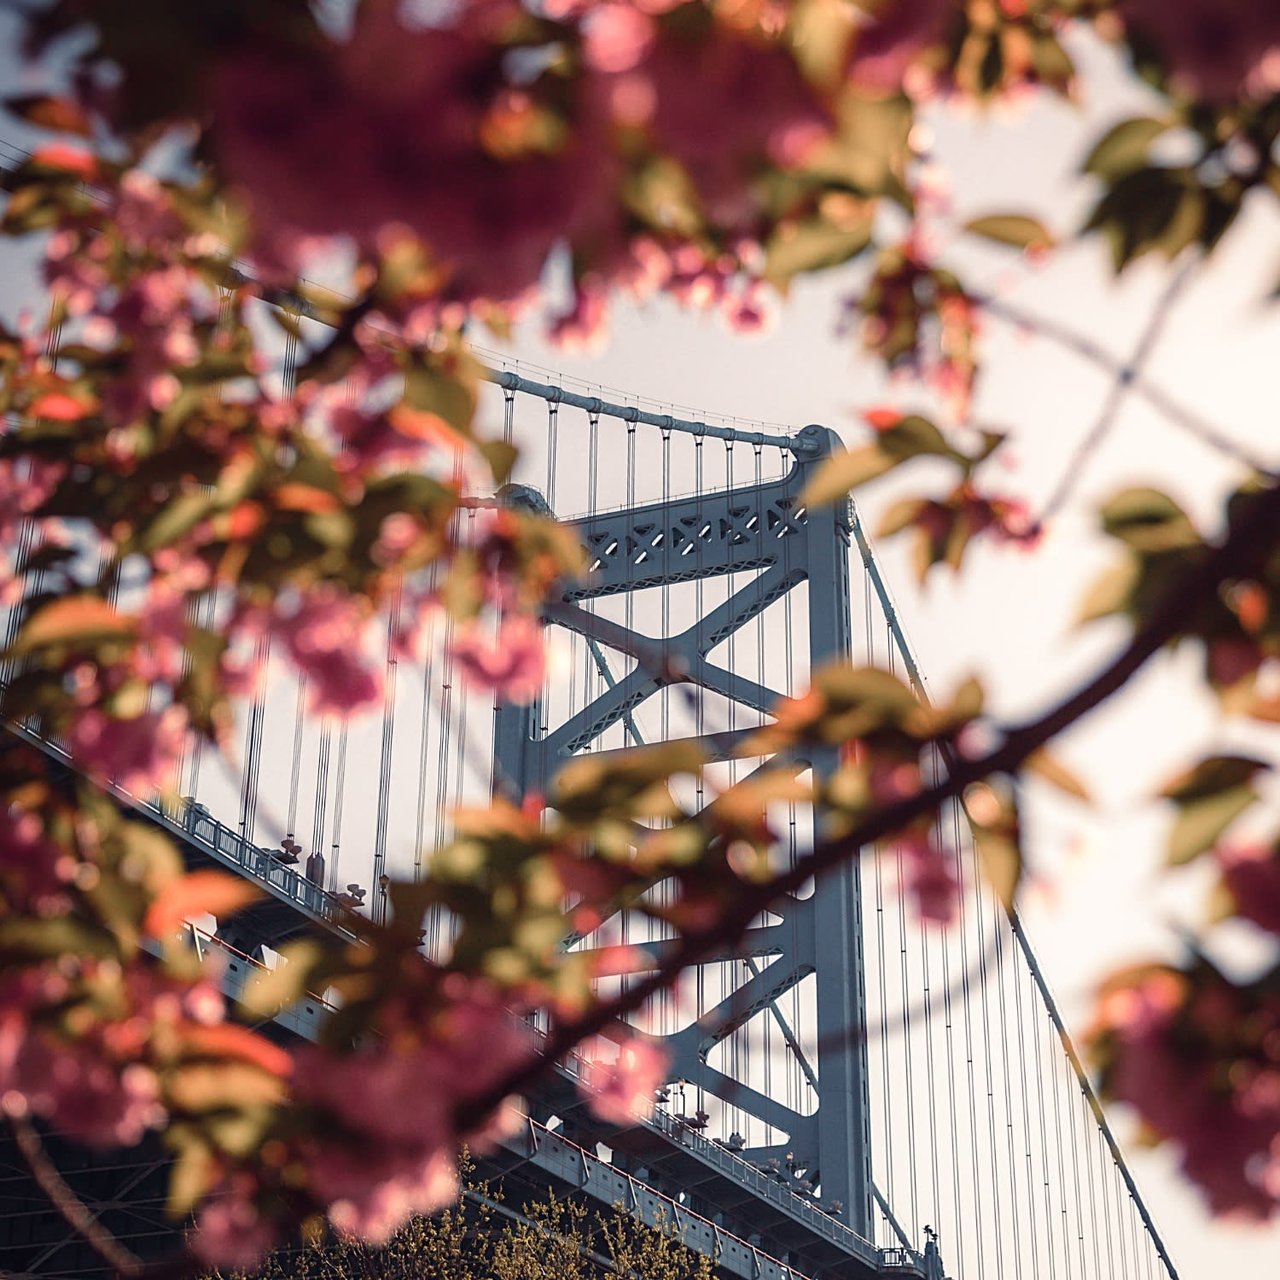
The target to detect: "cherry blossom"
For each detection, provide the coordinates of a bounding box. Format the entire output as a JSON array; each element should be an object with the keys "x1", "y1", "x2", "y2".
[
  {"x1": 1094, "y1": 966, "x2": 1280, "y2": 1219},
  {"x1": 849, "y1": 0, "x2": 955, "y2": 93},
  {"x1": 212, "y1": 0, "x2": 620, "y2": 300},
  {"x1": 0, "y1": 969, "x2": 166, "y2": 1149},
  {"x1": 1119, "y1": 0, "x2": 1280, "y2": 102},
  {"x1": 1216, "y1": 843, "x2": 1280, "y2": 937},
  {"x1": 895, "y1": 832, "x2": 960, "y2": 925},
  {"x1": 580, "y1": 1036, "x2": 669, "y2": 1126},
  {"x1": 640, "y1": 27, "x2": 829, "y2": 226},
  {"x1": 0, "y1": 803, "x2": 72, "y2": 915},
  {"x1": 273, "y1": 587, "x2": 385, "y2": 717},
  {"x1": 65, "y1": 704, "x2": 189, "y2": 797},
  {"x1": 294, "y1": 987, "x2": 535, "y2": 1241},
  {"x1": 449, "y1": 612, "x2": 546, "y2": 703},
  {"x1": 0, "y1": 456, "x2": 64, "y2": 541},
  {"x1": 191, "y1": 1174, "x2": 281, "y2": 1269}
]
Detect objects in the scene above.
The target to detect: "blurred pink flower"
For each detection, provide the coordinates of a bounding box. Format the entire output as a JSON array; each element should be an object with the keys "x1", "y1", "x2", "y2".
[
  {"x1": 1120, "y1": 1, "x2": 1280, "y2": 101},
  {"x1": 1, "y1": 1022, "x2": 164, "y2": 1148},
  {"x1": 1097, "y1": 967, "x2": 1280, "y2": 1219},
  {"x1": 897, "y1": 832, "x2": 959, "y2": 925},
  {"x1": 0, "y1": 804, "x2": 71, "y2": 915},
  {"x1": 274, "y1": 588, "x2": 384, "y2": 717},
  {"x1": 309, "y1": 1145, "x2": 459, "y2": 1243},
  {"x1": 0, "y1": 457, "x2": 64, "y2": 541},
  {"x1": 641, "y1": 27, "x2": 830, "y2": 226},
  {"x1": 580, "y1": 1037, "x2": 668, "y2": 1125},
  {"x1": 449, "y1": 612, "x2": 546, "y2": 703},
  {"x1": 192, "y1": 1175, "x2": 280, "y2": 1269},
  {"x1": 849, "y1": 0, "x2": 954, "y2": 93},
  {"x1": 295, "y1": 987, "x2": 534, "y2": 1240},
  {"x1": 1216, "y1": 843, "x2": 1280, "y2": 936},
  {"x1": 65, "y1": 705, "x2": 188, "y2": 797},
  {"x1": 548, "y1": 276, "x2": 610, "y2": 353},
  {"x1": 213, "y1": 1, "x2": 620, "y2": 300}
]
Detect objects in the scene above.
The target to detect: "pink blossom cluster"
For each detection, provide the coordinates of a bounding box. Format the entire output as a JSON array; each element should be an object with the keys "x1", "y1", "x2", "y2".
[
  {"x1": 0, "y1": 800, "x2": 74, "y2": 916},
  {"x1": 854, "y1": 241, "x2": 981, "y2": 423},
  {"x1": 579, "y1": 1035, "x2": 669, "y2": 1126},
  {"x1": 195, "y1": 983, "x2": 534, "y2": 1263},
  {"x1": 1095, "y1": 965, "x2": 1280, "y2": 1218},
  {"x1": 1120, "y1": 0, "x2": 1280, "y2": 102},
  {"x1": 272, "y1": 587, "x2": 386, "y2": 717},
  {"x1": 0, "y1": 964, "x2": 226, "y2": 1150},
  {"x1": 1216, "y1": 843, "x2": 1280, "y2": 937},
  {"x1": 0, "y1": 456, "x2": 64, "y2": 544},
  {"x1": 894, "y1": 831, "x2": 961, "y2": 925},
  {"x1": 208, "y1": 0, "x2": 953, "y2": 324},
  {"x1": 65, "y1": 704, "x2": 189, "y2": 799}
]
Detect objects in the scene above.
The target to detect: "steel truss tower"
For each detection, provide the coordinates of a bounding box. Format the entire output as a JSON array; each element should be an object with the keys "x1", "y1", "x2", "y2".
[{"x1": 495, "y1": 424, "x2": 876, "y2": 1237}]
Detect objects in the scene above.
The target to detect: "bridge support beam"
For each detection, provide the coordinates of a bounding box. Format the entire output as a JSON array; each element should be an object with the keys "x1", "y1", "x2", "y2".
[{"x1": 495, "y1": 425, "x2": 873, "y2": 1236}]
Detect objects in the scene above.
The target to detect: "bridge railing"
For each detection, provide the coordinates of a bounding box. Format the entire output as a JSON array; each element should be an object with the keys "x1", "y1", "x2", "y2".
[
  {"x1": 157, "y1": 797, "x2": 354, "y2": 934},
  {"x1": 1, "y1": 709, "x2": 359, "y2": 939}
]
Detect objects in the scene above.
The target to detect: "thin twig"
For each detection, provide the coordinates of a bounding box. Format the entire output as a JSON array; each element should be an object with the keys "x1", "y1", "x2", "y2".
[
  {"x1": 7, "y1": 1113, "x2": 143, "y2": 1278},
  {"x1": 978, "y1": 292, "x2": 1276, "y2": 480},
  {"x1": 1028, "y1": 259, "x2": 1200, "y2": 522},
  {"x1": 459, "y1": 481, "x2": 1280, "y2": 1128}
]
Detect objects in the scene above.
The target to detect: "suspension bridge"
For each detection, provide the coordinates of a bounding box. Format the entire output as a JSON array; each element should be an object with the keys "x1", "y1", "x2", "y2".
[{"x1": 0, "y1": 349, "x2": 1180, "y2": 1280}]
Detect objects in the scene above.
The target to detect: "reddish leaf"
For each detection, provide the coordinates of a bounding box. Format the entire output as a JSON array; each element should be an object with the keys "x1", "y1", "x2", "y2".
[
  {"x1": 30, "y1": 391, "x2": 95, "y2": 421},
  {"x1": 146, "y1": 870, "x2": 262, "y2": 938},
  {"x1": 30, "y1": 142, "x2": 99, "y2": 180},
  {"x1": 180, "y1": 1023, "x2": 293, "y2": 1078},
  {"x1": 5, "y1": 95, "x2": 94, "y2": 138},
  {"x1": 14, "y1": 596, "x2": 135, "y2": 652}
]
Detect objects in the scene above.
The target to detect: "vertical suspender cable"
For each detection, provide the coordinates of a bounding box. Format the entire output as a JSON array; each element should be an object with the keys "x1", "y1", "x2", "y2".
[
  {"x1": 238, "y1": 634, "x2": 270, "y2": 844},
  {"x1": 414, "y1": 591, "x2": 436, "y2": 884},
  {"x1": 329, "y1": 726, "x2": 349, "y2": 891},
  {"x1": 314, "y1": 726, "x2": 332, "y2": 890},
  {"x1": 992, "y1": 873, "x2": 1025, "y2": 1271},
  {"x1": 1030, "y1": 967, "x2": 1061, "y2": 1280},
  {"x1": 286, "y1": 679, "x2": 307, "y2": 841},
  {"x1": 372, "y1": 586, "x2": 402, "y2": 925},
  {"x1": 886, "y1": 632, "x2": 920, "y2": 1238}
]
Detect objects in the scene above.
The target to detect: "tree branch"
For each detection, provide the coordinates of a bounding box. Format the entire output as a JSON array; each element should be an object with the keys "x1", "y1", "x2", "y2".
[
  {"x1": 459, "y1": 481, "x2": 1280, "y2": 1128},
  {"x1": 7, "y1": 1113, "x2": 142, "y2": 1278}
]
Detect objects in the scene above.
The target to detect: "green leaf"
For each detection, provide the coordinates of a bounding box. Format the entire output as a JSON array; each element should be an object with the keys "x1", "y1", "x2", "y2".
[
  {"x1": 1077, "y1": 556, "x2": 1140, "y2": 623},
  {"x1": 481, "y1": 439, "x2": 519, "y2": 485},
  {"x1": 1099, "y1": 488, "x2": 1200, "y2": 552},
  {"x1": 802, "y1": 415, "x2": 960, "y2": 507},
  {"x1": 877, "y1": 496, "x2": 926, "y2": 538},
  {"x1": 1158, "y1": 754, "x2": 1268, "y2": 864},
  {"x1": 1167, "y1": 786, "x2": 1256, "y2": 865},
  {"x1": 136, "y1": 489, "x2": 213, "y2": 554},
  {"x1": 801, "y1": 446, "x2": 895, "y2": 505},
  {"x1": 167, "y1": 1061, "x2": 286, "y2": 1113},
  {"x1": 1159, "y1": 754, "x2": 1269, "y2": 803},
  {"x1": 240, "y1": 939, "x2": 323, "y2": 1018},
  {"x1": 964, "y1": 214, "x2": 1056, "y2": 253},
  {"x1": 1085, "y1": 166, "x2": 1195, "y2": 271},
  {"x1": 166, "y1": 1132, "x2": 217, "y2": 1218},
  {"x1": 403, "y1": 361, "x2": 478, "y2": 434},
  {"x1": 764, "y1": 214, "x2": 873, "y2": 286},
  {"x1": 1083, "y1": 117, "x2": 1173, "y2": 181},
  {"x1": 966, "y1": 781, "x2": 1021, "y2": 910}
]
